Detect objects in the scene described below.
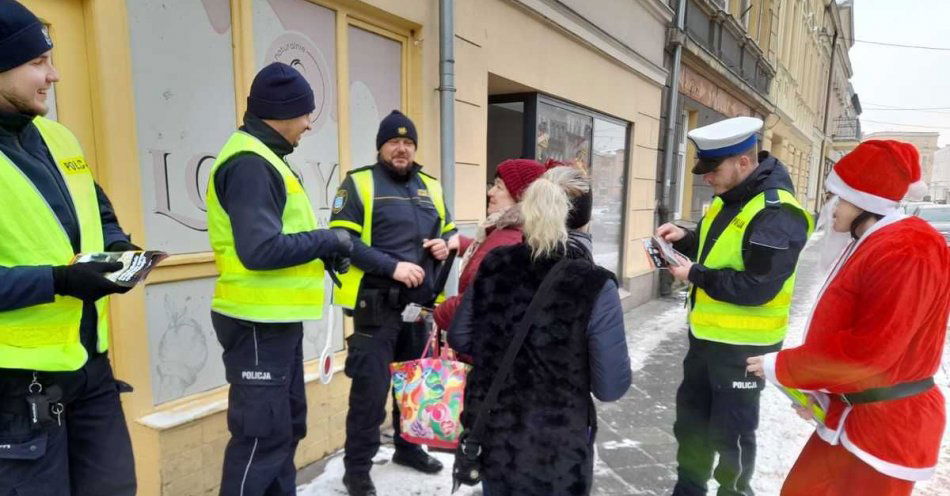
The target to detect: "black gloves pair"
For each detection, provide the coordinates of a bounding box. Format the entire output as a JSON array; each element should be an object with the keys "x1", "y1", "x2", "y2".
[
  {"x1": 52, "y1": 239, "x2": 142, "y2": 301},
  {"x1": 322, "y1": 228, "x2": 353, "y2": 284},
  {"x1": 52, "y1": 262, "x2": 131, "y2": 302}
]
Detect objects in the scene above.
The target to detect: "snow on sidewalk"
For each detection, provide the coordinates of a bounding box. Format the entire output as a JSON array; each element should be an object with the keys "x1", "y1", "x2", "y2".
[
  {"x1": 298, "y1": 238, "x2": 950, "y2": 494},
  {"x1": 296, "y1": 445, "x2": 480, "y2": 496}
]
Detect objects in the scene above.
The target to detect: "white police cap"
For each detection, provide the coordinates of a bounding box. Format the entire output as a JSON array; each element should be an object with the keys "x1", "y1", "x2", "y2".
[{"x1": 687, "y1": 116, "x2": 763, "y2": 173}]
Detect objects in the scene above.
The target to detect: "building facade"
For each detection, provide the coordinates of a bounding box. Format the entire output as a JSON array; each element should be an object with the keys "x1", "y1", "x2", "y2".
[
  {"x1": 864, "y1": 131, "x2": 940, "y2": 198},
  {"x1": 933, "y1": 146, "x2": 950, "y2": 204},
  {"x1": 658, "y1": 0, "x2": 859, "y2": 223},
  {"x1": 660, "y1": 0, "x2": 775, "y2": 225},
  {"x1": 22, "y1": 0, "x2": 670, "y2": 493}
]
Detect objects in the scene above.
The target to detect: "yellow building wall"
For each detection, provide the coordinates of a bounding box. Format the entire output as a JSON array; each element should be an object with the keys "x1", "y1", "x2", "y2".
[
  {"x1": 455, "y1": 0, "x2": 664, "y2": 280},
  {"x1": 26, "y1": 0, "x2": 664, "y2": 494}
]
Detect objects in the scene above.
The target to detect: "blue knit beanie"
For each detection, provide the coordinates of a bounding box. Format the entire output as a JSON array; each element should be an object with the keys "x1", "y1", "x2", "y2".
[
  {"x1": 0, "y1": 0, "x2": 53, "y2": 72},
  {"x1": 247, "y1": 62, "x2": 315, "y2": 120},
  {"x1": 376, "y1": 110, "x2": 418, "y2": 150}
]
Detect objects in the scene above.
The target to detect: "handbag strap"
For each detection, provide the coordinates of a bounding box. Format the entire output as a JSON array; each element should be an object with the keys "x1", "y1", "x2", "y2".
[{"x1": 466, "y1": 257, "x2": 570, "y2": 444}]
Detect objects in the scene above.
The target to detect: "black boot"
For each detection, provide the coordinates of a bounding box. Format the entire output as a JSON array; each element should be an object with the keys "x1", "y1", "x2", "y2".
[
  {"x1": 392, "y1": 447, "x2": 444, "y2": 474},
  {"x1": 343, "y1": 471, "x2": 377, "y2": 496}
]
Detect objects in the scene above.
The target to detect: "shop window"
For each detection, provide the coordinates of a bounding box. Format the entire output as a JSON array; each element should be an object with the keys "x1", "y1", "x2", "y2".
[
  {"x1": 537, "y1": 101, "x2": 592, "y2": 172},
  {"x1": 348, "y1": 25, "x2": 403, "y2": 168},
  {"x1": 486, "y1": 101, "x2": 526, "y2": 181},
  {"x1": 589, "y1": 118, "x2": 627, "y2": 277},
  {"x1": 128, "y1": 0, "x2": 236, "y2": 255},
  {"x1": 130, "y1": 0, "x2": 413, "y2": 404},
  {"x1": 487, "y1": 93, "x2": 629, "y2": 277}
]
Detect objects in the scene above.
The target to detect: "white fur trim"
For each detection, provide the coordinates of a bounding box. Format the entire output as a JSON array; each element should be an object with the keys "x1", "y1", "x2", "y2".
[
  {"x1": 825, "y1": 169, "x2": 901, "y2": 216},
  {"x1": 763, "y1": 352, "x2": 781, "y2": 386},
  {"x1": 905, "y1": 180, "x2": 928, "y2": 202},
  {"x1": 840, "y1": 430, "x2": 936, "y2": 481},
  {"x1": 815, "y1": 404, "x2": 850, "y2": 445}
]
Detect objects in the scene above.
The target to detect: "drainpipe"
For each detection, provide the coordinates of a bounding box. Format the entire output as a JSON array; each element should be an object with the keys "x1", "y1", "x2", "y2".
[
  {"x1": 660, "y1": 0, "x2": 688, "y2": 224},
  {"x1": 817, "y1": 10, "x2": 838, "y2": 213},
  {"x1": 439, "y1": 0, "x2": 458, "y2": 295},
  {"x1": 439, "y1": 0, "x2": 456, "y2": 209}
]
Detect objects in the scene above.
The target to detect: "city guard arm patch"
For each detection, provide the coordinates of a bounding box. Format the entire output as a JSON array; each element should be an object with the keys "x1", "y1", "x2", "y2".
[{"x1": 332, "y1": 189, "x2": 347, "y2": 214}]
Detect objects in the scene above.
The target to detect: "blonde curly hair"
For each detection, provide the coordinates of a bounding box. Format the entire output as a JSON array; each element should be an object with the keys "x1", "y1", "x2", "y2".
[{"x1": 520, "y1": 165, "x2": 591, "y2": 259}]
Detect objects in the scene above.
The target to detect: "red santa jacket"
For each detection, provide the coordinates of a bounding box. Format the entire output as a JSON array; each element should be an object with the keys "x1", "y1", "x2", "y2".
[{"x1": 766, "y1": 215, "x2": 950, "y2": 481}]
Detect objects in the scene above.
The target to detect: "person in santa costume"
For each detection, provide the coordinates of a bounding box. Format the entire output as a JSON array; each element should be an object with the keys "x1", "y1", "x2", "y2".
[{"x1": 746, "y1": 139, "x2": 950, "y2": 495}]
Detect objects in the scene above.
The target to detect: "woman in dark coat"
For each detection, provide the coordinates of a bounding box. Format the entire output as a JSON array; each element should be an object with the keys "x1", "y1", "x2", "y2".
[
  {"x1": 433, "y1": 159, "x2": 546, "y2": 330},
  {"x1": 449, "y1": 166, "x2": 632, "y2": 496}
]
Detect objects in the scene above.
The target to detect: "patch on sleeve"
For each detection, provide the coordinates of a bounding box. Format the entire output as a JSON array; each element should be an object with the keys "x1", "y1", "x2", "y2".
[{"x1": 332, "y1": 189, "x2": 347, "y2": 214}]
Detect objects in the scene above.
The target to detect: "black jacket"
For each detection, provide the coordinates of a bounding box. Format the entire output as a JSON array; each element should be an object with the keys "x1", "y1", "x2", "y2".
[
  {"x1": 330, "y1": 161, "x2": 457, "y2": 304},
  {"x1": 212, "y1": 113, "x2": 346, "y2": 271},
  {"x1": 675, "y1": 155, "x2": 809, "y2": 307}
]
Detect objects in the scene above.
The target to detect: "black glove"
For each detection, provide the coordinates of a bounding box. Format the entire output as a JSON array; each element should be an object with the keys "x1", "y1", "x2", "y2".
[
  {"x1": 324, "y1": 254, "x2": 350, "y2": 275},
  {"x1": 329, "y1": 228, "x2": 353, "y2": 256},
  {"x1": 106, "y1": 240, "x2": 142, "y2": 252},
  {"x1": 52, "y1": 262, "x2": 132, "y2": 301}
]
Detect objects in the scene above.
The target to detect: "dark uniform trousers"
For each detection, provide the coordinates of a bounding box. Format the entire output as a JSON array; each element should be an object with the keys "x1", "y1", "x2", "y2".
[
  {"x1": 343, "y1": 285, "x2": 428, "y2": 475},
  {"x1": 212, "y1": 312, "x2": 306, "y2": 496},
  {"x1": 673, "y1": 333, "x2": 781, "y2": 496},
  {"x1": 0, "y1": 353, "x2": 136, "y2": 496}
]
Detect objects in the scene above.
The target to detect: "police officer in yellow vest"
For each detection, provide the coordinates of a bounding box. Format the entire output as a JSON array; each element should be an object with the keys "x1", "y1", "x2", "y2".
[
  {"x1": 206, "y1": 62, "x2": 352, "y2": 496},
  {"x1": 0, "y1": 2, "x2": 140, "y2": 494},
  {"x1": 329, "y1": 110, "x2": 458, "y2": 496},
  {"x1": 657, "y1": 117, "x2": 813, "y2": 496}
]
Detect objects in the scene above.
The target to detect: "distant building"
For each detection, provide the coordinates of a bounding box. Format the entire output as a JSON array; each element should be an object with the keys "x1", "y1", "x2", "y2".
[
  {"x1": 863, "y1": 131, "x2": 940, "y2": 198},
  {"x1": 932, "y1": 146, "x2": 950, "y2": 203}
]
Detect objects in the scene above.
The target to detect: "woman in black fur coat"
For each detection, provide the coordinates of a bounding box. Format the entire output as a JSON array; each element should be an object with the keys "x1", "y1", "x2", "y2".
[{"x1": 449, "y1": 166, "x2": 632, "y2": 496}]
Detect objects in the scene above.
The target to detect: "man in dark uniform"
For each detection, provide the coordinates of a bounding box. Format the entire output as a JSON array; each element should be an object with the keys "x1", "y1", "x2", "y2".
[
  {"x1": 656, "y1": 117, "x2": 812, "y2": 496},
  {"x1": 329, "y1": 110, "x2": 458, "y2": 496},
  {"x1": 0, "y1": 2, "x2": 139, "y2": 494},
  {"x1": 206, "y1": 63, "x2": 352, "y2": 496}
]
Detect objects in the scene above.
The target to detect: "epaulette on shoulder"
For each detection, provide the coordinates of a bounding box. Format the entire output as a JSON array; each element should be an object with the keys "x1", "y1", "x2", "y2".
[
  {"x1": 764, "y1": 189, "x2": 781, "y2": 209},
  {"x1": 417, "y1": 169, "x2": 438, "y2": 181},
  {"x1": 346, "y1": 165, "x2": 375, "y2": 176}
]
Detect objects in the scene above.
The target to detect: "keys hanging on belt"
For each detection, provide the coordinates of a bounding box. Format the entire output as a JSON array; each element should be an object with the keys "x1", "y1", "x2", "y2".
[{"x1": 24, "y1": 372, "x2": 64, "y2": 430}]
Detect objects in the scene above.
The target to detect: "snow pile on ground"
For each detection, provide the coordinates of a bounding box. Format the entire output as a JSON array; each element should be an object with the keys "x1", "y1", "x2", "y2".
[{"x1": 296, "y1": 445, "x2": 481, "y2": 496}]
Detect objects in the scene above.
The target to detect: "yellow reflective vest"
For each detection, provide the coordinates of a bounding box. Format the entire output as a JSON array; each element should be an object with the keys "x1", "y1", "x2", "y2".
[
  {"x1": 206, "y1": 131, "x2": 325, "y2": 322},
  {"x1": 328, "y1": 167, "x2": 453, "y2": 309},
  {"x1": 689, "y1": 189, "x2": 814, "y2": 345},
  {"x1": 0, "y1": 117, "x2": 108, "y2": 372}
]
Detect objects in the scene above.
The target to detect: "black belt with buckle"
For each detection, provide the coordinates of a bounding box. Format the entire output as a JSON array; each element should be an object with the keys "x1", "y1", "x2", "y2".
[{"x1": 840, "y1": 377, "x2": 935, "y2": 406}]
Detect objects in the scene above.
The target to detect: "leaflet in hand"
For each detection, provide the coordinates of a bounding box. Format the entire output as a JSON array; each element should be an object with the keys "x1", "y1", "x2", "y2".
[
  {"x1": 71, "y1": 251, "x2": 169, "y2": 288},
  {"x1": 778, "y1": 387, "x2": 828, "y2": 423},
  {"x1": 643, "y1": 236, "x2": 684, "y2": 269}
]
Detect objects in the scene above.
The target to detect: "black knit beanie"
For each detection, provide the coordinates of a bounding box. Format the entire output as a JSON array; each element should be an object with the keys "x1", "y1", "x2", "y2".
[
  {"x1": 567, "y1": 189, "x2": 593, "y2": 230},
  {"x1": 376, "y1": 110, "x2": 418, "y2": 150},
  {"x1": 0, "y1": 0, "x2": 53, "y2": 72},
  {"x1": 247, "y1": 62, "x2": 315, "y2": 120}
]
